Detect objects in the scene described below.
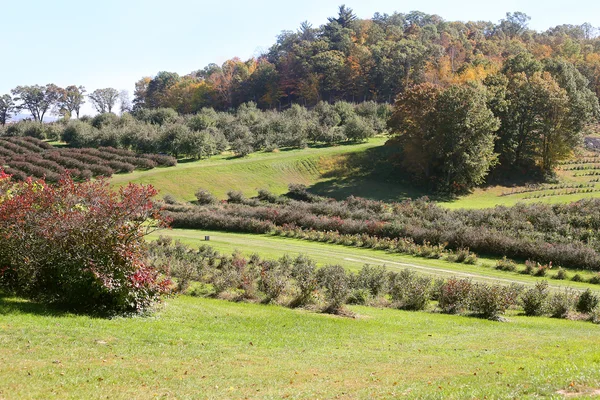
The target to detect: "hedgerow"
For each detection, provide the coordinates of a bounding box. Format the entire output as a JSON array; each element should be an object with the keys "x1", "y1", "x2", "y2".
[
  {"x1": 147, "y1": 239, "x2": 600, "y2": 322},
  {"x1": 162, "y1": 190, "x2": 600, "y2": 271}
]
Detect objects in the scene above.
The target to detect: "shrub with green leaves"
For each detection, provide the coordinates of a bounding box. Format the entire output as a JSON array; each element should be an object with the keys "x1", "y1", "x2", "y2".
[
  {"x1": 316, "y1": 265, "x2": 350, "y2": 312},
  {"x1": 548, "y1": 289, "x2": 576, "y2": 318},
  {"x1": 495, "y1": 257, "x2": 517, "y2": 272},
  {"x1": 353, "y1": 265, "x2": 388, "y2": 297},
  {"x1": 389, "y1": 269, "x2": 432, "y2": 311},
  {"x1": 290, "y1": 255, "x2": 318, "y2": 307},
  {"x1": 226, "y1": 190, "x2": 245, "y2": 204},
  {"x1": 520, "y1": 281, "x2": 549, "y2": 316},
  {"x1": 258, "y1": 260, "x2": 289, "y2": 302},
  {"x1": 468, "y1": 283, "x2": 521, "y2": 320},
  {"x1": 576, "y1": 289, "x2": 599, "y2": 313},
  {"x1": 195, "y1": 188, "x2": 217, "y2": 205}
]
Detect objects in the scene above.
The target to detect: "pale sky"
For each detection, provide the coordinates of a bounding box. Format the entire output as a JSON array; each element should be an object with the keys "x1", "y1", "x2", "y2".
[{"x1": 1, "y1": 0, "x2": 599, "y2": 117}]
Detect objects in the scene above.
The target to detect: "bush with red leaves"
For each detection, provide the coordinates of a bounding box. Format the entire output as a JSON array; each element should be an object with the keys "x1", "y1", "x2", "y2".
[{"x1": 0, "y1": 171, "x2": 171, "y2": 315}]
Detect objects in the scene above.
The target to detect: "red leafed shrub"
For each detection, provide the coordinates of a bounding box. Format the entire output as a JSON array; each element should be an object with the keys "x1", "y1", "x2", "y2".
[{"x1": 0, "y1": 171, "x2": 171, "y2": 315}]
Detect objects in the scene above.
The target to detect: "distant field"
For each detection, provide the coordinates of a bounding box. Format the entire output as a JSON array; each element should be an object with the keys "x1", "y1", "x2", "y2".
[
  {"x1": 110, "y1": 138, "x2": 600, "y2": 209},
  {"x1": 149, "y1": 229, "x2": 600, "y2": 291},
  {"x1": 1, "y1": 294, "x2": 599, "y2": 399}
]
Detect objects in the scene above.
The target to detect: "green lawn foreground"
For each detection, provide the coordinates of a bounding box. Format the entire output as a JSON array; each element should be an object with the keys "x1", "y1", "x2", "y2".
[{"x1": 1, "y1": 294, "x2": 599, "y2": 399}]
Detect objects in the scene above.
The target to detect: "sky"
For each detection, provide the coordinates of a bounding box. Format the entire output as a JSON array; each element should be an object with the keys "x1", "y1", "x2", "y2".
[{"x1": 1, "y1": 0, "x2": 600, "y2": 117}]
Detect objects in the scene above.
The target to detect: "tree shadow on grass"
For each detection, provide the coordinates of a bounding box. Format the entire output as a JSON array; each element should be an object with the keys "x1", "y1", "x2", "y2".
[
  {"x1": 305, "y1": 144, "x2": 454, "y2": 202},
  {"x1": 0, "y1": 291, "x2": 77, "y2": 318}
]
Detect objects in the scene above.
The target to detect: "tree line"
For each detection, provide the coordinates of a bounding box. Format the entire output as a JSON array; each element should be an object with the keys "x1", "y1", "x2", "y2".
[
  {"x1": 1, "y1": 101, "x2": 390, "y2": 159},
  {"x1": 388, "y1": 54, "x2": 600, "y2": 192},
  {"x1": 131, "y1": 7, "x2": 600, "y2": 113},
  {"x1": 0, "y1": 85, "x2": 130, "y2": 124}
]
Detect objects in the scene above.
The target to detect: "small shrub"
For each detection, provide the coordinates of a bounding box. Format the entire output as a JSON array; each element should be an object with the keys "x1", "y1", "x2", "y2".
[
  {"x1": 468, "y1": 283, "x2": 520, "y2": 320},
  {"x1": 353, "y1": 265, "x2": 388, "y2": 297},
  {"x1": 258, "y1": 260, "x2": 289, "y2": 302},
  {"x1": 438, "y1": 278, "x2": 472, "y2": 314},
  {"x1": 553, "y1": 268, "x2": 567, "y2": 280},
  {"x1": 195, "y1": 188, "x2": 217, "y2": 205},
  {"x1": 226, "y1": 190, "x2": 245, "y2": 204},
  {"x1": 524, "y1": 260, "x2": 536, "y2": 275},
  {"x1": 576, "y1": 289, "x2": 599, "y2": 313},
  {"x1": 257, "y1": 188, "x2": 279, "y2": 203},
  {"x1": 589, "y1": 274, "x2": 600, "y2": 285},
  {"x1": 316, "y1": 265, "x2": 350, "y2": 313},
  {"x1": 389, "y1": 269, "x2": 431, "y2": 311},
  {"x1": 548, "y1": 290, "x2": 576, "y2": 318},
  {"x1": 520, "y1": 281, "x2": 549, "y2": 316},
  {"x1": 290, "y1": 255, "x2": 318, "y2": 307},
  {"x1": 347, "y1": 288, "x2": 371, "y2": 305},
  {"x1": 572, "y1": 274, "x2": 583, "y2": 282},
  {"x1": 163, "y1": 194, "x2": 178, "y2": 204},
  {"x1": 589, "y1": 308, "x2": 600, "y2": 324},
  {"x1": 495, "y1": 257, "x2": 517, "y2": 272}
]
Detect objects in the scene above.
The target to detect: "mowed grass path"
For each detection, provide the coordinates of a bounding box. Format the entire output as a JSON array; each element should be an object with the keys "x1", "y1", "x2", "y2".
[
  {"x1": 110, "y1": 139, "x2": 386, "y2": 202},
  {"x1": 1, "y1": 294, "x2": 600, "y2": 399},
  {"x1": 149, "y1": 229, "x2": 600, "y2": 292}
]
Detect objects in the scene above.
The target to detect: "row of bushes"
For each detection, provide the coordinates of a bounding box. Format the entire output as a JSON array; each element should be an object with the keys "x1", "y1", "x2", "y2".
[
  {"x1": 162, "y1": 187, "x2": 600, "y2": 270},
  {"x1": 1, "y1": 101, "x2": 389, "y2": 159},
  {"x1": 0, "y1": 137, "x2": 176, "y2": 182},
  {"x1": 148, "y1": 238, "x2": 600, "y2": 322},
  {"x1": 500, "y1": 183, "x2": 596, "y2": 197}
]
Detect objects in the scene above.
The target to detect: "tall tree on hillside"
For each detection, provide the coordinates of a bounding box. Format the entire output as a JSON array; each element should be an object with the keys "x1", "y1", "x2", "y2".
[
  {"x1": 59, "y1": 85, "x2": 86, "y2": 119},
  {"x1": 0, "y1": 94, "x2": 16, "y2": 125},
  {"x1": 119, "y1": 90, "x2": 132, "y2": 114},
  {"x1": 487, "y1": 55, "x2": 599, "y2": 173},
  {"x1": 11, "y1": 84, "x2": 62, "y2": 122},
  {"x1": 328, "y1": 5, "x2": 357, "y2": 28},
  {"x1": 389, "y1": 83, "x2": 500, "y2": 192},
  {"x1": 88, "y1": 88, "x2": 120, "y2": 114},
  {"x1": 133, "y1": 77, "x2": 152, "y2": 110},
  {"x1": 145, "y1": 71, "x2": 180, "y2": 108},
  {"x1": 498, "y1": 12, "x2": 531, "y2": 38}
]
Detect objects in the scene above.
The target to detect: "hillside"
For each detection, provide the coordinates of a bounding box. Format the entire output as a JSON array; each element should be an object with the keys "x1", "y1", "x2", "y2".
[{"x1": 110, "y1": 138, "x2": 600, "y2": 209}]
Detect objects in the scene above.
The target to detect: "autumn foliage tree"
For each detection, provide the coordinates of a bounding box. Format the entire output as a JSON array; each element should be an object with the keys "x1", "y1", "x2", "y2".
[
  {"x1": 389, "y1": 83, "x2": 500, "y2": 192},
  {"x1": 0, "y1": 172, "x2": 171, "y2": 315}
]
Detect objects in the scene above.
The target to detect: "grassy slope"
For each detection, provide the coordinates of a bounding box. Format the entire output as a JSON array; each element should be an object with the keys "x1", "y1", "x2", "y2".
[
  {"x1": 2, "y1": 294, "x2": 600, "y2": 399},
  {"x1": 111, "y1": 139, "x2": 387, "y2": 202},
  {"x1": 149, "y1": 229, "x2": 600, "y2": 291},
  {"x1": 110, "y1": 138, "x2": 600, "y2": 209}
]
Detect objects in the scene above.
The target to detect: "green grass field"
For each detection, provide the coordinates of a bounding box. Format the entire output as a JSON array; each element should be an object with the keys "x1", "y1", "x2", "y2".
[
  {"x1": 111, "y1": 139, "x2": 389, "y2": 202},
  {"x1": 110, "y1": 138, "x2": 600, "y2": 209},
  {"x1": 2, "y1": 294, "x2": 600, "y2": 399},
  {"x1": 149, "y1": 229, "x2": 600, "y2": 292}
]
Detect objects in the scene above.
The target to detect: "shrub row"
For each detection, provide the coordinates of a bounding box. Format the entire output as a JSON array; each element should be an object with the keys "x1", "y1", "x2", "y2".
[
  {"x1": 148, "y1": 239, "x2": 600, "y2": 322},
  {"x1": 1, "y1": 137, "x2": 176, "y2": 181},
  {"x1": 163, "y1": 189, "x2": 600, "y2": 270}
]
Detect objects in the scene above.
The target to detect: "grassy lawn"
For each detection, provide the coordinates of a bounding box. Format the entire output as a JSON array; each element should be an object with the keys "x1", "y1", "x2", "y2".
[
  {"x1": 110, "y1": 139, "x2": 387, "y2": 202},
  {"x1": 1, "y1": 294, "x2": 600, "y2": 399},
  {"x1": 149, "y1": 229, "x2": 600, "y2": 292}
]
